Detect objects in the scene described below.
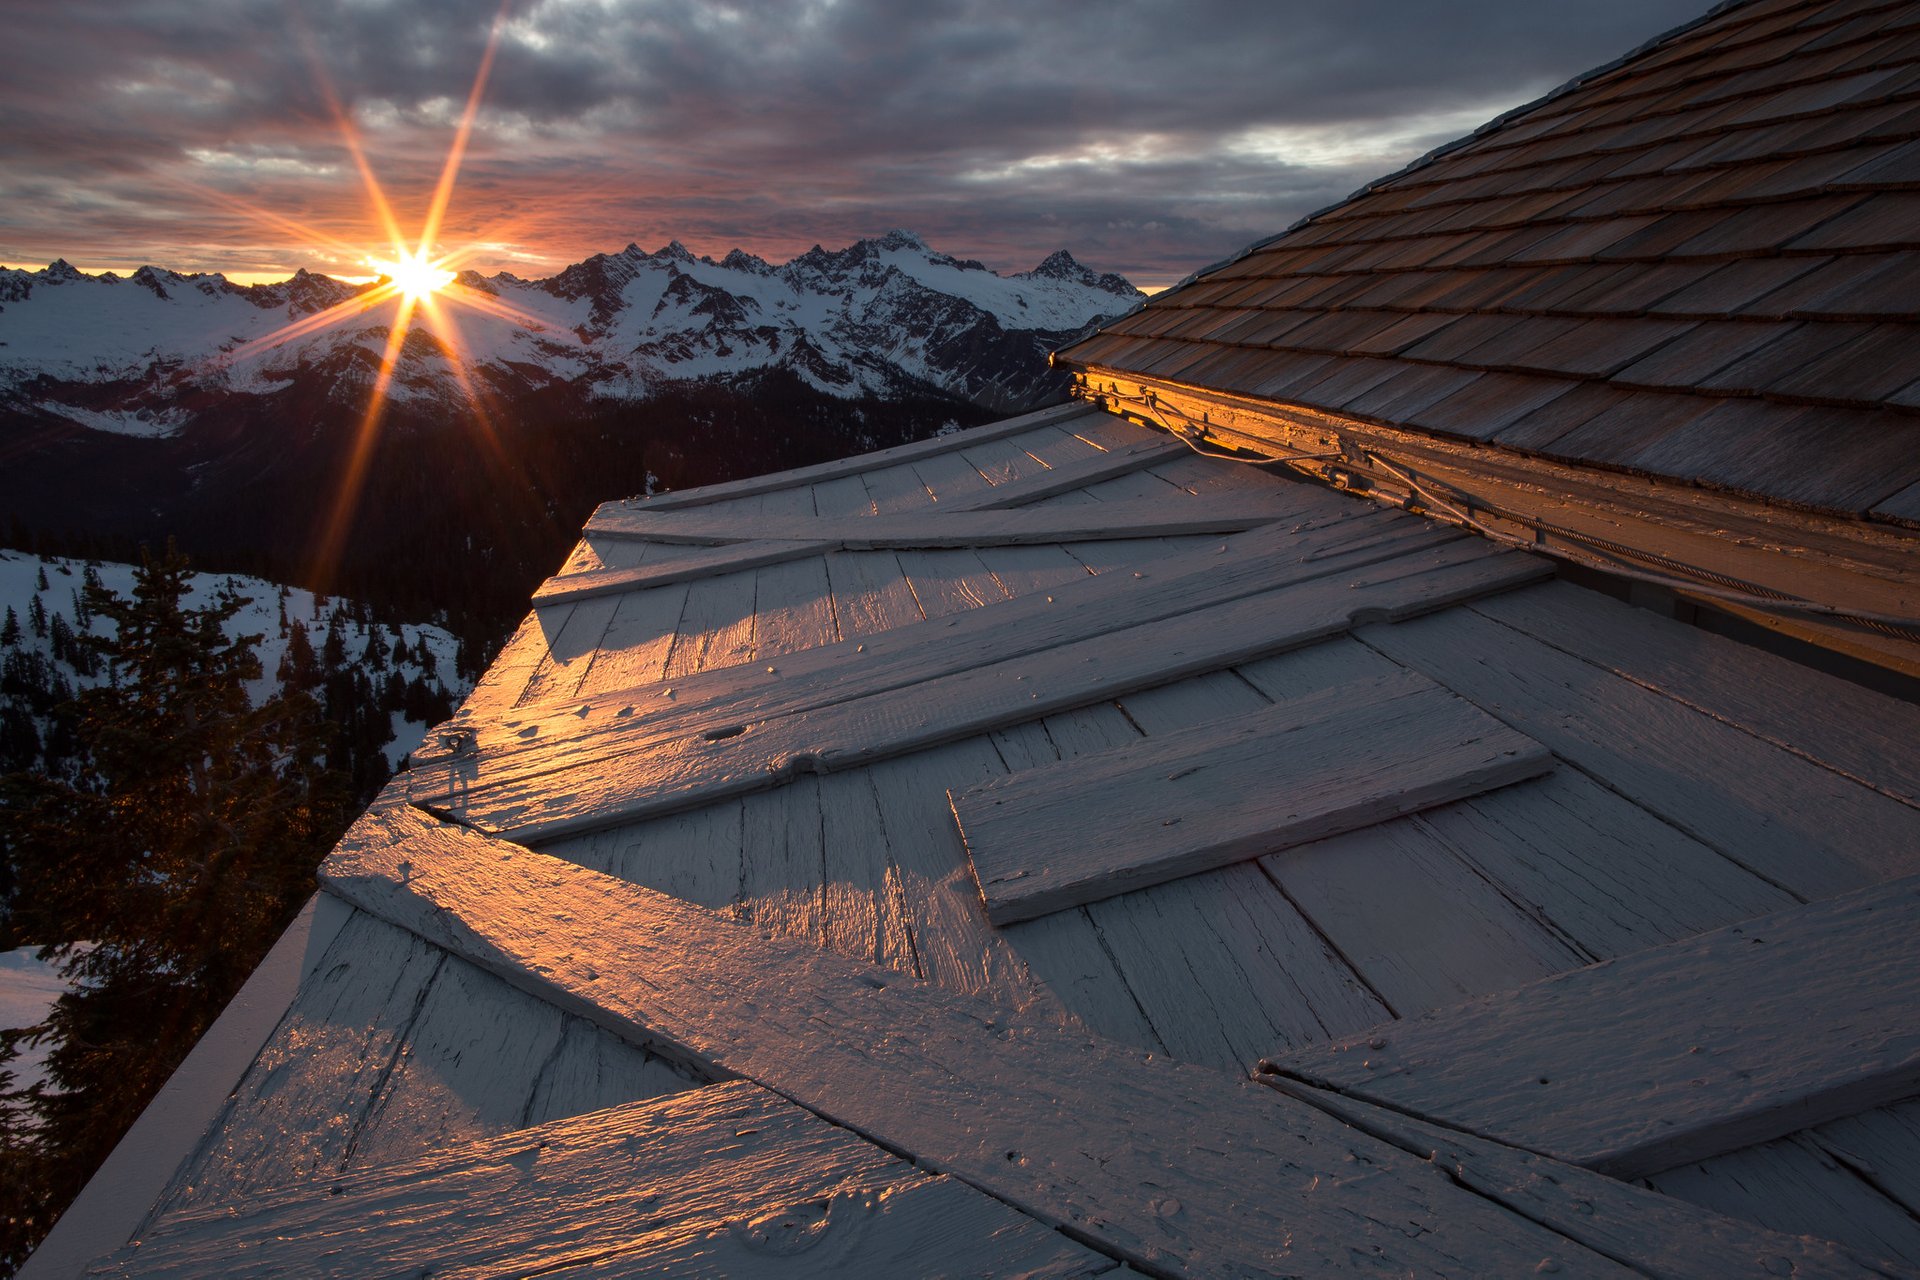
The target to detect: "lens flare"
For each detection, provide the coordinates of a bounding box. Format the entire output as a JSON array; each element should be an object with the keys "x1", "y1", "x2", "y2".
[
  {"x1": 370, "y1": 251, "x2": 456, "y2": 301},
  {"x1": 201, "y1": 1, "x2": 563, "y2": 588}
]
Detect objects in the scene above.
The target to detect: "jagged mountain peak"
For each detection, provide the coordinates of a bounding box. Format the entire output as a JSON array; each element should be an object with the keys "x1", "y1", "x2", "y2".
[
  {"x1": 0, "y1": 231, "x2": 1141, "y2": 420},
  {"x1": 1021, "y1": 248, "x2": 1144, "y2": 299}
]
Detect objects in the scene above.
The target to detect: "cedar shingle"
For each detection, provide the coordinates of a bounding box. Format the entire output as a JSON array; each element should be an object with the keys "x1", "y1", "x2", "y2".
[
  {"x1": 1504, "y1": 317, "x2": 1698, "y2": 379},
  {"x1": 1539, "y1": 390, "x2": 1725, "y2": 467},
  {"x1": 1626, "y1": 399, "x2": 1920, "y2": 511},
  {"x1": 1495, "y1": 382, "x2": 1637, "y2": 450},
  {"x1": 1792, "y1": 253, "x2": 1920, "y2": 317},
  {"x1": 1767, "y1": 322, "x2": 1920, "y2": 401},
  {"x1": 1652, "y1": 257, "x2": 1832, "y2": 315},
  {"x1": 1701, "y1": 322, "x2": 1872, "y2": 393},
  {"x1": 1612, "y1": 321, "x2": 1797, "y2": 389},
  {"x1": 1407, "y1": 373, "x2": 1580, "y2": 441},
  {"x1": 1342, "y1": 365, "x2": 1483, "y2": 421},
  {"x1": 1788, "y1": 191, "x2": 1920, "y2": 250},
  {"x1": 1399, "y1": 314, "x2": 1538, "y2": 364}
]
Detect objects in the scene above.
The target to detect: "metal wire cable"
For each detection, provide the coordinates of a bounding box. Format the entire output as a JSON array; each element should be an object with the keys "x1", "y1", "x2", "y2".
[{"x1": 1091, "y1": 386, "x2": 1920, "y2": 634}]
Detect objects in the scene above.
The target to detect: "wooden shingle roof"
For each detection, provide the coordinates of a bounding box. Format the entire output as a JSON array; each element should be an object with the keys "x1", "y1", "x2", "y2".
[{"x1": 1058, "y1": 0, "x2": 1920, "y2": 524}]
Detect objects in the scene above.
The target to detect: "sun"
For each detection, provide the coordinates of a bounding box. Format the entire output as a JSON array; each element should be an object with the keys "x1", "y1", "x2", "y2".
[{"x1": 371, "y1": 250, "x2": 456, "y2": 301}]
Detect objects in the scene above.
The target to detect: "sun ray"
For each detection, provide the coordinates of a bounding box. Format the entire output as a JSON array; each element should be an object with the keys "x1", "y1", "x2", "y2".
[
  {"x1": 201, "y1": 1, "x2": 570, "y2": 591},
  {"x1": 312, "y1": 292, "x2": 419, "y2": 584},
  {"x1": 420, "y1": 3, "x2": 511, "y2": 257},
  {"x1": 222, "y1": 284, "x2": 401, "y2": 362}
]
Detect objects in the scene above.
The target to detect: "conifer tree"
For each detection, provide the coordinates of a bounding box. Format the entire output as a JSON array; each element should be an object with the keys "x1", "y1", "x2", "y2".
[
  {"x1": 0, "y1": 607, "x2": 18, "y2": 648},
  {"x1": 0, "y1": 542, "x2": 349, "y2": 1270}
]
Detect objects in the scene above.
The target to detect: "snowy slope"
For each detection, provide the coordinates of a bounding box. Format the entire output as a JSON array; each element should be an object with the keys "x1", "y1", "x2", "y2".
[
  {"x1": 0, "y1": 232, "x2": 1143, "y2": 427},
  {"x1": 0, "y1": 551, "x2": 468, "y2": 771}
]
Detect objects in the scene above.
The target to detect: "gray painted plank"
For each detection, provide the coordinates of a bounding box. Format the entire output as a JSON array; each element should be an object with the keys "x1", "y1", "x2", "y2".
[
  {"x1": 860, "y1": 458, "x2": 937, "y2": 514},
  {"x1": 1647, "y1": 1135, "x2": 1920, "y2": 1270},
  {"x1": 1813, "y1": 1100, "x2": 1920, "y2": 1219},
  {"x1": 895, "y1": 546, "x2": 1010, "y2": 618},
  {"x1": 1417, "y1": 769, "x2": 1799, "y2": 961},
  {"x1": 908, "y1": 447, "x2": 996, "y2": 503},
  {"x1": 424, "y1": 543, "x2": 1548, "y2": 842},
  {"x1": 455, "y1": 610, "x2": 548, "y2": 719},
  {"x1": 1086, "y1": 862, "x2": 1392, "y2": 1072},
  {"x1": 818, "y1": 769, "x2": 922, "y2": 978},
  {"x1": 1360, "y1": 607, "x2": 1920, "y2": 900},
  {"x1": 661, "y1": 567, "x2": 758, "y2": 679},
  {"x1": 736, "y1": 775, "x2": 826, "y2": 946},
  {"x1": 975, "y1": 541, "x2": 1097, "y2": 597},
  {"x1": 571, "y1": 579, "x2": 691, "y2": 700},
  {"x1": 105, "y1": 1081, "x2": 1113, "y2": 1280},
  {"x1": 157, "y1": 909, "x2": 701, "y2": 1219},
  {"x1": 151, "y1": 908, "x2": 449, "y2": 1214},
  {"x1": 583, "y1": 498, "x2": 1305, "y2": 548},
  {"x1": 320, "y1": 803, "x2": 1654, "y2": 1278},
  {"x1": 345, "y1": 947, "x2": 574, "y2": 1167},
  {"x1": 534, "y1": 539, "x2": 829, "y2": 605},
  {"x1": 957, "y1": 435, "x2": 1192, "y2": 508},
  {"x1": 1261, "y1": 817, "x2": 1588, "y2": 1018},
  {"x1": 411, "y1": 510, "x2": 1481, "y2": 796},
  {"x1": 537, "y1": 800, "x2": 745, "y2": 912},
  {"x1": 822, "y1": 548, "x2": 923, "y2": 639},
  {"x1": 808, "y1": 472, "x2": 874, "y2": 517},
  {"x1": 1276, "y1": 1081, "x2": 1897, "y2": 1280},
  {"x1": 516, "y1": 596, "x2": 618, "y2": 706},
  {"x1": 1267, "y1": 873, "x2": 1920, "y2": 1179},
  {"x1": 1473, "y1": 580, "x2": 1920, "y2": 807},
  {"x1": 954, "y1": 669, "x2": 1553, "y2": 924},
  {"x1": 749, "y1": 553, "x2": 840, "y2": 659},
  {"x1": 865, "y1": 741, "x2": 1057, "y2": 1013},
  {"x1": 604, "y1": 401, "x2": 1100, "y2": 512}
]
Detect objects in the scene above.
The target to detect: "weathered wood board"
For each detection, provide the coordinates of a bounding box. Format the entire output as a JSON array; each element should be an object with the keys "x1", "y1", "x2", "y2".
[
  {"x1": 420, "y1": 544, "x2": 1548, "y2": 842},
  {"x1": 1646, "y1": 1134, "x2": 1920, "y2": 1270},
  {"x1": 953, "y1": 668, "x2": 1551, "y2": 923},
  {"x1": 103, "y1": 1081, "x2": 1113, "y2": 1279},
  {"x1": 1275, "y1": 1081, "x2": 1900, "y2": 1280},
  {"x1": 584, "y1": 499, "x2": 1307, "y2": 549},
  {"x1": 1472, "y1": 580, "x2": 1920, "y2": 807},
  {"x1": 1265, "y1": 872, "x2": 1920, "y2": 1179},
  {"x1": 410, "y1": 509, "x2": 1465, "y2": 793},
  {"x1": 1360, "y1": 606, "x2": 1920, "y2": 899},
  {"x1": 534, "y1": 539, "x2": 831, "y2": 605},
  {"x1": 600, "y1": 400, "x2": 1102, "y2": 513},
  {"x1": 315, "y1": 802, "x2": 1896, "y2": 1279},
  {"x1": 460, "y1": 498, "x2": 1413, "y2": 744}
]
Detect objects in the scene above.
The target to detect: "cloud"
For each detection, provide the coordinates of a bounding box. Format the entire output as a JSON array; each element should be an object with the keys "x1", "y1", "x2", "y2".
[{"x1": 0, "y1": 0, "x2": 1710, "y2": 286}]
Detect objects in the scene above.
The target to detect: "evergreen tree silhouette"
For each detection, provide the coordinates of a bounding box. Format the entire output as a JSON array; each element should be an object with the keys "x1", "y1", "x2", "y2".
[{"x1": 0, "y1": 542, "x2": 350, "y2": 1271}]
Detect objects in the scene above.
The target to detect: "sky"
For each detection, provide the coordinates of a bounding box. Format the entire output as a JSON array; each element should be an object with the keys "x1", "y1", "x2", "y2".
[{"x1": 0, "y1": 0, "x2": 1712, "y2": 291}]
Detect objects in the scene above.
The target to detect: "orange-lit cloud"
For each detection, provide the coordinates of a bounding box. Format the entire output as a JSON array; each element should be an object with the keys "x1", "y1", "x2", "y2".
[{"x1": 0, "y1": 0, "x2": 1708, "y2": 291}]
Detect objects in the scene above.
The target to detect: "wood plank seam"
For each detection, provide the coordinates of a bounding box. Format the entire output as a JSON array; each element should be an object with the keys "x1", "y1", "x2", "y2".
[
  {"x1": 314, "y1": 799, "x2": 1893, "y2": 1280},
  {"x1": 1345, "y1": 628, "x2": 1819, "y2": 906},
  {"x1": 420, "y1": 549, "x2": 1551, "y2": 843},
  {"x1": 1262, "y1": 873, "x2": 1920, "y2": 1181},
  {"x1": 1464, "y1": 598, "x2": 1920, "y2": 815},
  {"x1": 426, "y1": 507, "x2": 1461, "y2": 767},
  {"x1": 605, "y1": 402, "x2": 1104, "y2": 513},
  {"x1": 951, "y1": 670, "x2": 1554, "y2": 924}
]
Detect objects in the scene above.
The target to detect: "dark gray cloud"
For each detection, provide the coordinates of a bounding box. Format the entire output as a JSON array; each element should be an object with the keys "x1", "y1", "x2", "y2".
[{"x1": 0, "y1": 0, "x2": 1711, "y2": 286}]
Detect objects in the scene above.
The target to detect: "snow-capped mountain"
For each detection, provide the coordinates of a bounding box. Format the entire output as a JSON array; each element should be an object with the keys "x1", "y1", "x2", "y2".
[{"x1": 0, "y1": 230, "x2": 1142, "y2": 428}]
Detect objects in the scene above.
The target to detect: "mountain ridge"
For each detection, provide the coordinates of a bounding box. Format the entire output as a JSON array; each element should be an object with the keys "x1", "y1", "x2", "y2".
[{"x1": 0, "y1": 232, "x2": 1143, "y2": 426}]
